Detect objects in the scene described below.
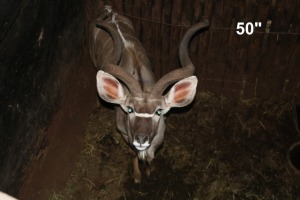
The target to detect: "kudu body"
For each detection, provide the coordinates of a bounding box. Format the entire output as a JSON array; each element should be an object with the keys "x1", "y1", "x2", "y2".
[{"x1": 90, "y1": 6, "x2": 209, "y2": 183}]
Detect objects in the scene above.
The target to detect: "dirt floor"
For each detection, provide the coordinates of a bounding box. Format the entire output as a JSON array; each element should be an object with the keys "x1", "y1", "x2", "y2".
[
  {"x1": 18, "y1": 54, "x2": 99, "y2": 200},
  {"x1": 48, "y1": 92, "x2": 300, "y2": 200}
]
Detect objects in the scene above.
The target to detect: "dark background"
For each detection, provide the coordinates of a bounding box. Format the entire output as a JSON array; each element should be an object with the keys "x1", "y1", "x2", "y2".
[
  {"x1": 0, "y1": 0, "x2": 299, "y2": 198},
  {"x1": 0, "y1": 0, "x2": 90, "y2": 194}
]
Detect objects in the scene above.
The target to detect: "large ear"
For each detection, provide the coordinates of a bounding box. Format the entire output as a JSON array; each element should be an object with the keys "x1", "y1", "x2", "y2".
[
  {"x1": 164, "y1": 76, "x2": 198, "y2": 108},
  {"x1": 96, "y1": 70, "x2": 125, "y2": 104}
]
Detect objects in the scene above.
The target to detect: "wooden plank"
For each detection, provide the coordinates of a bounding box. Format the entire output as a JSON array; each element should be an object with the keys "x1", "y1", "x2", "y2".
[
  {"x1": 253, "y1": 0, "x2": 299, "y2": 97},
  {"x1": 139, "y1": 1, "x2": 154, "y2": 75},
  {"x1": 111, "y1": 0, "x2": 122, "y2": 13},
  {"x1": 169, "y1": 0, "x2": 183, "y2": 73},
  {"x1": 140, "y1": 1, "x2": 153, "y2": 44},
  {"x1": 150, "y1": 1, "x2": 163, "y2": 78},
  {"x1": 130, "y1": 0, "x2": 142, "y2": 39},
  {"x1": 160, "y1": 0, "x2": 172, "y2": 78}
]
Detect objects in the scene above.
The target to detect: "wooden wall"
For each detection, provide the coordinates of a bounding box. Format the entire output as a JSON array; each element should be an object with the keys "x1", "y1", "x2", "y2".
[{"x1": 106, "y1": 0, "x2": 299, "y2": 99}]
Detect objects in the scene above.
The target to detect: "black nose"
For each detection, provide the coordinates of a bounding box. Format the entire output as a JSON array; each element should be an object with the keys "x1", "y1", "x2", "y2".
[{"x1": 134, "y1": 135, "x2": 149, "y2": 144}]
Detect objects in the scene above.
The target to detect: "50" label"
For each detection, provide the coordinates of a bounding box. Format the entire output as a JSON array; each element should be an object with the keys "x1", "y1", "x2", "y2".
[{"x1": 236, "y1": 22, "x2": 262, "y2": 35}]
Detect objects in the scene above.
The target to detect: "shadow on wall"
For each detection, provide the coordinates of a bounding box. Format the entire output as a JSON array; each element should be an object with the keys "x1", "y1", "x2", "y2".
[{"x1": 0, "y1": 0, "x2": 90, "y2": 195}]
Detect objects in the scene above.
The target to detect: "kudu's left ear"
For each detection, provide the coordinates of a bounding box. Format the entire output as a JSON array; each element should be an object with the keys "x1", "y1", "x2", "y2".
[
  {"x1": 96, "y1": 70, "x2": 125, "y2": 104},
  {"x1": 164, "y1": 76, "x2": 198, "y2": 108}
]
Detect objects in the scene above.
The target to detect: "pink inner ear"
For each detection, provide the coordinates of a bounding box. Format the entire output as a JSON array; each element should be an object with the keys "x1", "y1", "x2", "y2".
[
  {"x1": 103, "y1": 77, "x2": 118, "y2": 88},
  {"x1": 103, "y1": 77, "x2": 119, "y2": 99},
  {"x1": 175, "y1": 82, "x2": 191, "y2": 91},
  {"x1": 174, "y1": 90, "x2": 189, "y2": 103},
  {"x1": 173, "y1": 82, "x2": 191, "y2": 103}
]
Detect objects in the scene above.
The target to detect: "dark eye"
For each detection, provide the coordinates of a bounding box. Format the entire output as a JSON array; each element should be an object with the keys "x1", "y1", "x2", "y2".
[
  {"x1": 127, "y1": 106, "x2": 134, "y2": 114},
  {"x1": 155, "y1": 109, "x2": 163, "y2": 116}
]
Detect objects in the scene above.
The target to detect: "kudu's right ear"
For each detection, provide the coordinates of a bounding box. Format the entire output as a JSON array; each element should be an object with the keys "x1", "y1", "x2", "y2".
[
  {"x1": 164, "y1": 76, "x2": 198, "y2": 108},
  {"x1": 96, "y1": 70, "x2": 125, "y2": 104}
]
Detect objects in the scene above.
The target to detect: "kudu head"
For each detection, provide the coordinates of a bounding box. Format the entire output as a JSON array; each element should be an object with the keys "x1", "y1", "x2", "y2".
[{"x1": 95, "y1": 18, "x2": 209, "y2": 152}]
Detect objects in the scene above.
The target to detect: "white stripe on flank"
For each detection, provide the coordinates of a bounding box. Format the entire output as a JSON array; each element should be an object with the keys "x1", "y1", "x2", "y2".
[{"x1": 112, "y1": 13, "x2": 132, "y2": 48}]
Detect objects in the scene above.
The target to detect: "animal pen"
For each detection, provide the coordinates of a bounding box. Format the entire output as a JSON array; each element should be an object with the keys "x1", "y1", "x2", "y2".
[{"x1": 0, "y1": 0, "x2": 299, "y2": 199}]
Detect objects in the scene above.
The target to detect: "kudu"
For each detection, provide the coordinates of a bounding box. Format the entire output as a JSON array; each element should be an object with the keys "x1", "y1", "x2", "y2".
[{"x1": 89, "y1": 6, "x2": 209, "y2": 183}]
